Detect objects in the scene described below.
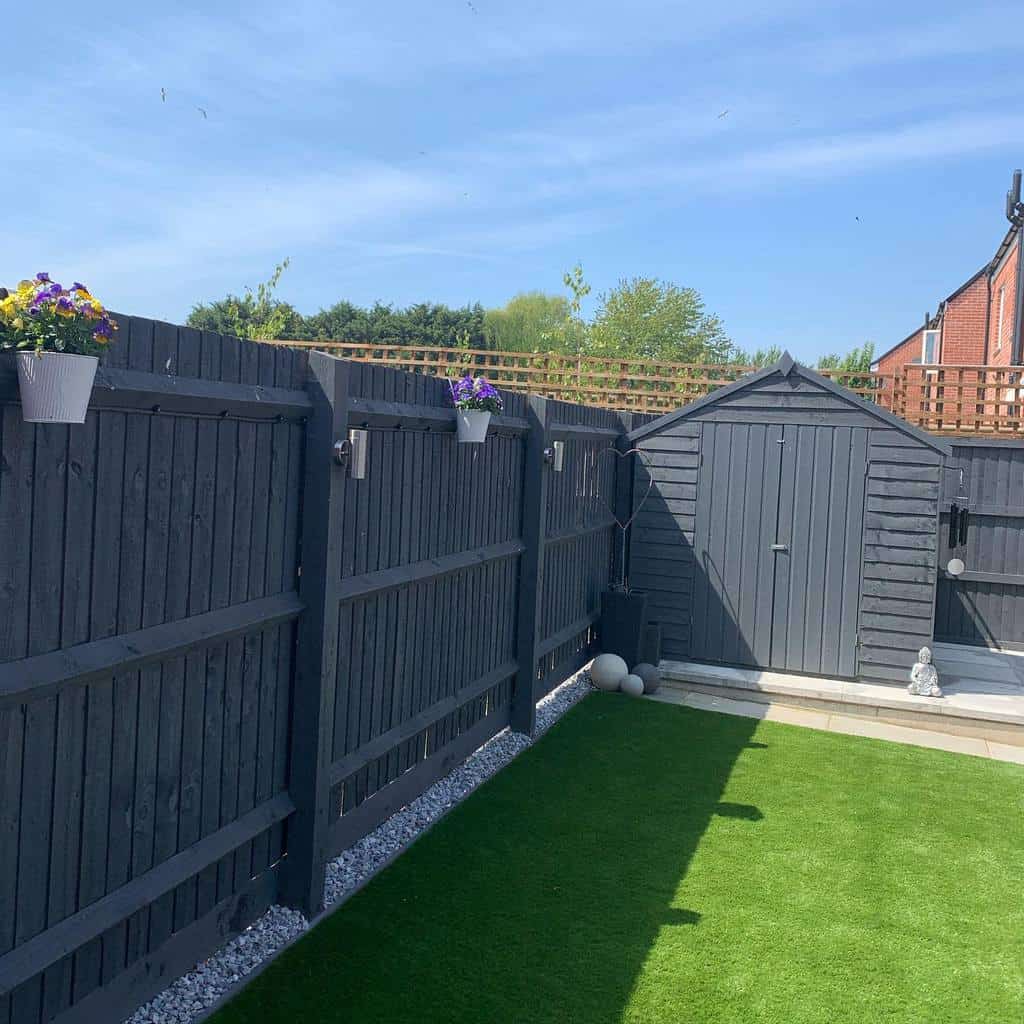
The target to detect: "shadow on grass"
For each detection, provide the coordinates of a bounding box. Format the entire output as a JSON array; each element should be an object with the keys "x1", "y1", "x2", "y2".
[{"x1": 208, "y1": 696, "x2": 759, "y2": 1024}]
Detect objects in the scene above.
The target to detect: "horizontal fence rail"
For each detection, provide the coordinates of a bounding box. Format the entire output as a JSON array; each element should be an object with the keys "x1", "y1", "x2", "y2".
[{"x1": 265, "y1": 341, "x2": 1024, "y2": 436}]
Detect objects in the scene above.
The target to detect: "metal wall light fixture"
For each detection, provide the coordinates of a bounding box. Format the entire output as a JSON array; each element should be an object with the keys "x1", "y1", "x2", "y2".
[
  {"x1": 333, "y1": 428, "x2": 369, "y2": 478},
  {"x1": 348, "y1": 428, "x2": 368, "y2": 478},
  {"x1": 544, "y1": 440, "x2": 565, "y2": 472}
]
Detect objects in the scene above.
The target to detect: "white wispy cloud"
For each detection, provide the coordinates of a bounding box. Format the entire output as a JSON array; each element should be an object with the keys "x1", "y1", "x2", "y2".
[
  {"x1": 799, "y1": 8, "x2": 1022, "y2": 72},
  {"x1": 4, "y1": 0, "x2": 1023, "y2": 323},
  {"x1": 472, "y1": 110, "x2": 1024, "y2": 197}
]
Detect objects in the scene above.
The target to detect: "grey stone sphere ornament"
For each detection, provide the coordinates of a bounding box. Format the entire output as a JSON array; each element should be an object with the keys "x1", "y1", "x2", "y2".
[
  {"x1": 631, "y1": 662, "x2": 661, "y2": 695},
  {"x1": 590, "y1": 653, "x2": 628, "y2": 691},
  {"x1": 620, "y1": 674, "x2": 645, "y2": 697},
  {"x1": 908, "y1": 646, "x2": 942, "y2": 698}
]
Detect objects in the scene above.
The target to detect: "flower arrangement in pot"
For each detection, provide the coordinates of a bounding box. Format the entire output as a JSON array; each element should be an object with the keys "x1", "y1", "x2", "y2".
[
  {"x1": 0, "y1": 273, "x2": 118, "y2": 423},
  {"x1": 447, "y1": 373, "x2": 503, "y2": 443}
]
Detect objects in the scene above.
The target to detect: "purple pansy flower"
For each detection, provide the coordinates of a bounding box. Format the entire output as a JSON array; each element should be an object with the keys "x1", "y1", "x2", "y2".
[
  {"x1": 35, "y1": 272, "x2": 50, "y2": 283},
  {"x1": 447, "y1": 373, "x2": 503, "y2": 414}
]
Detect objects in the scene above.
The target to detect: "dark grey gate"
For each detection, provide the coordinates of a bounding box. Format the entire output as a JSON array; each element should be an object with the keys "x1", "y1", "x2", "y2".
[
  {"x1": 690, "y1": 421, "x2": 866, "y2": 675},
  {"x1": 935, "y1": 439, "x2": 1024, "y2": 649}
]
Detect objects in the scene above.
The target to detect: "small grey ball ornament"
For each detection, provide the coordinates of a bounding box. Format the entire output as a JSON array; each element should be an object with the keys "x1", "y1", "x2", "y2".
[
  {"x1": 908, "y1": 646, "x2": 942, "y2": 697},
  {"x1": 631, "y1": 662, "x2": 661, "y2": 695},
  {"x1": 591, "y1": 653, "x2": 628, "y2": 691},
  {"x1": 620, "y1": 674, "x2": 645, "y2": 697}
]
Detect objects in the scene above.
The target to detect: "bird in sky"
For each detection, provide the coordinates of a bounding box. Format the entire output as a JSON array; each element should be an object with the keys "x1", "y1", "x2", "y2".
[
  {"x1": 717, "y1": 109, "x2": 729, "y2": 119},
  {"x1": 466, "y1": 0, "x2": 478, "y2": 12},
  {"x1": 160, "y1": 87, "x2": 166, "y2": 102},
  {"x1": 197, "y1": 107, "x2": 208, "y2": 119}
]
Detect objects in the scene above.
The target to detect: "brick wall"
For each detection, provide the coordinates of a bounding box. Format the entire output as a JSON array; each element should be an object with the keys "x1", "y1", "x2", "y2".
[
  {"x1": 941, "y1": 273, "x2": 989, "y2": 363},
  {"x1": 874, "y1": 330, "x2": 921, "y2": 378},
  {"x1": 988, "y1": 234, "x2": 1019, "y2": 366}
]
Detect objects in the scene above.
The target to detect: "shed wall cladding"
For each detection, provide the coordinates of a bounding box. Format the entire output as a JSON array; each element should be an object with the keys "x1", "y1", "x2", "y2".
[{"x1": 628, "y1": 360, "x2": 947, "y2": 685}]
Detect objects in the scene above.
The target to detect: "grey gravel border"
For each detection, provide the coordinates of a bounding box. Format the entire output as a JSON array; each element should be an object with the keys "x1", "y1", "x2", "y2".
[{"x1": 126, "y1": 668, "x2": 593, "y2": 1024}]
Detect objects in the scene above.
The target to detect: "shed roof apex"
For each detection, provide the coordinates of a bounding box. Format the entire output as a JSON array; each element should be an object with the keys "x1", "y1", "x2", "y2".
[{"x1": 626, "y1": 356, "x2": 951, "y2": 456}]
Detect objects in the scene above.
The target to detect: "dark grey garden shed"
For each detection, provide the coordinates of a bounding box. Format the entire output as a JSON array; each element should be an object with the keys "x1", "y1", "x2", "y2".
[{"x1": 625, "y1": 355, "x2": 952, "y2": 685}]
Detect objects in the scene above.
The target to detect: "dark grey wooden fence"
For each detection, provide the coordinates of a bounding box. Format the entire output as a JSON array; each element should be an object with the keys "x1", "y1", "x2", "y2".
[
  {"x1": 0, "y1": 317, "x2": 308, "y2": 1024},
  {"x1": 0, "y1": 320, "x2": 637, "y2": 1024},
  {"x1": 936, "y1": 439, "x2": 1024, "y2": 649}
]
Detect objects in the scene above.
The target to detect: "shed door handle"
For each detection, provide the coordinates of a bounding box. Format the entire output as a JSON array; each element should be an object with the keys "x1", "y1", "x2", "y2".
[{"x1": 771, "y1": 543, "x2": 788, "y2": 552}]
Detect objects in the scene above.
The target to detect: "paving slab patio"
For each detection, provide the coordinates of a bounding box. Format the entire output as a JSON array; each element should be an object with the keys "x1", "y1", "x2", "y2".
[{"x1": 647, "y1": 686, "x2": 1021, "y2": 762}]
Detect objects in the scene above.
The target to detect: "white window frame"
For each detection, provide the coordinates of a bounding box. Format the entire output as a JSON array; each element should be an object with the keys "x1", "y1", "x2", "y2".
[
  {"x1": 995, "y1": 285, "x2": 1006, "y2": 354},
  {"x1": 921, "y1": 328, "x2": 940, "y2": 364}
]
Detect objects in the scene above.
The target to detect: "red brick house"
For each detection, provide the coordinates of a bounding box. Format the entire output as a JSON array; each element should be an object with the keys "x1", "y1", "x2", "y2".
[{"x1": 874, "y1": 170, "x2": 1024, "y2": 377}]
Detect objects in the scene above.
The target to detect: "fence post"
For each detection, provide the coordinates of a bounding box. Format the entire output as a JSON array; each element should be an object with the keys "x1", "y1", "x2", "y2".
[
  {"x1": 511, "y1": 395, "x2": 550, "y2": 735},
  {"x1": 279, "y1": 351, "x2": 349, "y2": 917},
  {"x1": 612, "y1": 412, "x2": 635, "y2": 588}
]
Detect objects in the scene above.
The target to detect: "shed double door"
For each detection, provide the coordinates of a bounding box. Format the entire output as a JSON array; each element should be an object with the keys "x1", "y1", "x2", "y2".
[{"x1": 690, "y1": 421, "x2": 867, "y2": 676}]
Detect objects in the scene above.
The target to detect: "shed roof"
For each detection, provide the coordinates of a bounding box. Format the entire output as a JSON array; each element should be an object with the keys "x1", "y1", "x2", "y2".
[{"x1": 626, "y1": 353, "x2": 952, "y2": 456}]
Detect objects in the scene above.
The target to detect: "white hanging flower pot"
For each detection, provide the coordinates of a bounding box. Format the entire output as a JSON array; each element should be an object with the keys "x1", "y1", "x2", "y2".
[
  {"x1": 2, "y1": 273, "x2": 117, "y2": 424},
  {"x1": 16, "y1": 351, "x2": 98, "y2": 424},
  {"x1": 455, "y1": 409, "x2": 492, "y2": 443}
]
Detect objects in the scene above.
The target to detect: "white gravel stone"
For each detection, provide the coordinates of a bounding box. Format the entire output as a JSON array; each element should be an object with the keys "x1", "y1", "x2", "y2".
[
  {"x1": 124, "y1": 668, "x2": 593, "y2": 1023},
  {"x1": 123, "y1": 905, "x2": 308, "y2": 1024}
]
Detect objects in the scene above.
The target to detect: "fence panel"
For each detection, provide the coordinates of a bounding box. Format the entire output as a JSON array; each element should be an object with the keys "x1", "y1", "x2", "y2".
[
  {"x1": 0, "y1": 319, "x2": 307, "y2": 1024},
  {"x1": 319, "y1": 363, "x2": 533, "y2": 872},
  {"x1": 534, "y1": 402, "x2": 628, "y2": 695},
  {"x1": 935, "y1": 440, "x2": 1024, "y2": 649}
]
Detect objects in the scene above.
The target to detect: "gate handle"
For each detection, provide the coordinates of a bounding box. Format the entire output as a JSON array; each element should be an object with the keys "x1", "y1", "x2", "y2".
[{"x1": 771, "y1": 543, "x2": 788, "y2": 552}]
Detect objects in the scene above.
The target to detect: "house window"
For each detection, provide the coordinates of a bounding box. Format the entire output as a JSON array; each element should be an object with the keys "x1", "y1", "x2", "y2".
[
  {"x1": 921, "y1": 329, "x2": 939, "y2": 364},
  {"x1": 995, "y1": 286, "x2": 1006, "y2": 353}
]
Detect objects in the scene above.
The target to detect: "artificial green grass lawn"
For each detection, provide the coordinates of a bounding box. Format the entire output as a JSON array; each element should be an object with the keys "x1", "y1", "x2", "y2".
[{"x1": 211, "y1": 696, "x2": 1024, "y2": 1024}]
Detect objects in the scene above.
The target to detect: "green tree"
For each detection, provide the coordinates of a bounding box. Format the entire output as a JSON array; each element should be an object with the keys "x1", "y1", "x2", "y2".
[
  {"x1": 483, "y1": 291, "x2": 569, "y2": 352},
  {"x1": 561, "y1": 264, "x2": 591, "y2": 357},
  {"x1": 187, "y1": 259, "x2": 303, "y2": 340},
  {"x1": 590, "y1": 277, "x2": 731, "y2": 362},
  {"x1": 817, "y1": 342, "x2": 875, "y2": 373},
  {"x1": 731, "y1": 345, "x2": 783, "y2": 367},
  {"x1": 817, "y1": 341, "x2": 876, "y2": 394},
  {"x1": 303, "y1": 300, "x2": 369, "y2": 342}
]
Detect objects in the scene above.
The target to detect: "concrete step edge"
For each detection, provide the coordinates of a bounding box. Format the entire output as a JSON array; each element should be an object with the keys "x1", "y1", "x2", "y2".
[{"x1": 658, "y1": 666, "x2": 1024, "y2": 728}]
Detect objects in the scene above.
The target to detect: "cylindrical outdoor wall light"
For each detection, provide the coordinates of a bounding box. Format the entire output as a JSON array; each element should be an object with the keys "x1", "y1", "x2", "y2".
[{"x1": 544, "y1": 440, "x2": 565, "y2": 472}]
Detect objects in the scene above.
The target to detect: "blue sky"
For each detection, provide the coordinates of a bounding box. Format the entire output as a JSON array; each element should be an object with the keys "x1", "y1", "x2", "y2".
[{"x1": 4, "y1": 1, "x2": 1023, "y2": 361}]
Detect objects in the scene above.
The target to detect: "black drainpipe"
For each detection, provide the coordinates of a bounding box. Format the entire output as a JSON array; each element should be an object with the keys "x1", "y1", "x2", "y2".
[
  {"x1": 1009, "y1": 169, "x2": 1024, "y2": 365},
  {"x1": 1013, "y1": 222, "x2": 1024, "y2": 365}
]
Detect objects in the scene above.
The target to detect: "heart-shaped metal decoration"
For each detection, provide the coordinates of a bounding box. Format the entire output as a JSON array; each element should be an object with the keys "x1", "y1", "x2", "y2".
[{"x1": 596, "y1": 445, "x2": 655, "y2": 533}]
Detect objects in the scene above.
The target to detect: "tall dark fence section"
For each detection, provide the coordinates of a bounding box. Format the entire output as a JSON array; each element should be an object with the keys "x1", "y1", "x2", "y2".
[
  {"x1": 935, "y1": 439, "x2": 1024, "y2": 649},
  {"x1": 0, "y1": 318, "x2": 309, "y2": 1024},
  {"x1": 0, "y1": 321, "x2": 639, "y2": 1024}
]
